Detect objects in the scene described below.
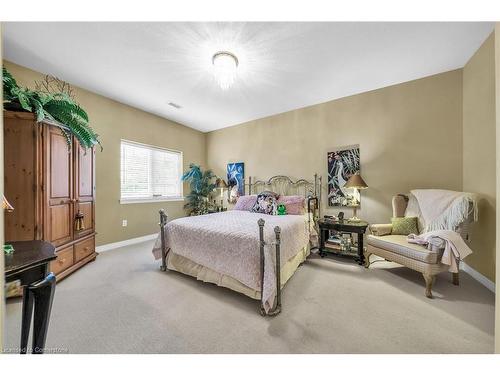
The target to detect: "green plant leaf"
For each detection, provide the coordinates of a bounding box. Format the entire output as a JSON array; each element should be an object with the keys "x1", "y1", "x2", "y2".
[
  {"x1": 17, "y1": 92, "x2": 32, "y2": 112},
  {"x1": 34, "y1": 103, "x2": 45, "y2": 122}
]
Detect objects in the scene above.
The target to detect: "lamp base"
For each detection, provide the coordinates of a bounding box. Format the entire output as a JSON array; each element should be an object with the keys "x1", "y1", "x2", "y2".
[{"x1": 349, "y1": 206, "x2": 361, "y2": 222}]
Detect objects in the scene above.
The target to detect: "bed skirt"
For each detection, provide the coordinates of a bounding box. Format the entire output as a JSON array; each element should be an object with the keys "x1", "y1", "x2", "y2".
[{"x1": 166, "y1": 244, "x2": 311, "y2": 300}]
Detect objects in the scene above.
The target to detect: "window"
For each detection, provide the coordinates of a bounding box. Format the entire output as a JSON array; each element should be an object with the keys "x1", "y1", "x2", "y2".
[{"x1": 120, "y1": 140, "x2": 183, "y2": 203}]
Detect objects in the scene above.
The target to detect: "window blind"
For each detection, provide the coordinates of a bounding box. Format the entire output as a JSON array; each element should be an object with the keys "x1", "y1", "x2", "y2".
[{"x1": 120, "y1": 140, "x2": 183, "y2": 202}]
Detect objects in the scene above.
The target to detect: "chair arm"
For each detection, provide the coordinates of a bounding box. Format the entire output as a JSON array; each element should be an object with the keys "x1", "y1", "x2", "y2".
[{"x1": 369, "y1": 223, "x2": 392, "y2": 236}]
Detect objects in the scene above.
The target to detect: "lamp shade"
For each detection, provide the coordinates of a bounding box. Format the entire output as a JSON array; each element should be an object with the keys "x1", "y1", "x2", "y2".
[
  {"x1": 344, "y1": 173, "x2": 368, "y2": 189},
  {"x1": 216, "y1": 178, "x2": 228, "y2": 189},
  {"x1": 3, "y1": 196, "x2": 14, "y2": 212}
]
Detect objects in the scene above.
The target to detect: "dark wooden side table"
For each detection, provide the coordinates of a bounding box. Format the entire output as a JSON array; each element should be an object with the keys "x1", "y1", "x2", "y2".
[
  {"x1": 318, "y1": 219, "x2": 369, "y2": 265},
  {"x1": 4, "y1": 240, "x2": 57, "y2": 354}
]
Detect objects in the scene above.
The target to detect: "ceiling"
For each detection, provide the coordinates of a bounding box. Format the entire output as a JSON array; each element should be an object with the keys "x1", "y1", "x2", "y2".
[{"x1": 3, "y1": 22, "x2": 494, "y2": 132}]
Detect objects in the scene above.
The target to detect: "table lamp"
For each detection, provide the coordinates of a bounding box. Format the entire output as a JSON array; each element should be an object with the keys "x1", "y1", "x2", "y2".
[
  {"x1": 3, "y1": 195, "x2": 14, "y2": 212},
  {"x1": 3, "y1": 196, "x2": 15, "y2": 254},
  {"x1": 343, "y1": 172, "x2": 368, "y2": 222},
  {"x1": 216, "y1": 178, "x2": 228, "y2": 210}
]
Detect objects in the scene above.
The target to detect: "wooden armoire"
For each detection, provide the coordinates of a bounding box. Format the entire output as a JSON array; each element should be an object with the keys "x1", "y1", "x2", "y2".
[{"x1": 4, "y1": 111, "x2": 97, "y2": 281}]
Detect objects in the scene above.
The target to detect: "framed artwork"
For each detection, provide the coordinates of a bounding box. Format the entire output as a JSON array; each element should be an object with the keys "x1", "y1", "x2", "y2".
[
  {"x1": 227, "y1": 162, "x2": 244, "y2": 203},
  {"x1": 327, "y1": 145, "x2": 360, "y2": 207}
]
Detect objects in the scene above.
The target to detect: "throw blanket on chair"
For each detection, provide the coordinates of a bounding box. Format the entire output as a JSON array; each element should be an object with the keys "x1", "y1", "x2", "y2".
[
  {"x1": 408, "y1": 230, "x2": 473, "y2": 272},
  {"x1": 410, "y1": 189, "x2": 478, "y2": 232}
]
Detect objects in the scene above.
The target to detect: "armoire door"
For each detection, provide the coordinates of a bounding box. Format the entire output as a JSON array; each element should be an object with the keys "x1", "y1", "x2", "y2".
[
  {"x1": 44, "y1": 125, "x2": 74, "y2": 247},
  {"x1": 74, "y1": 142, "x2": 95, "y2": 238},
  {"x1": 3, "y1": 113, "x2": 43, "y2": 241}
]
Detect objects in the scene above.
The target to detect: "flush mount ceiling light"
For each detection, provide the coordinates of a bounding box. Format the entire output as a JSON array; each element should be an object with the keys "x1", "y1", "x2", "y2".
[{"x1": 212, "y1": 51, "x2": 239, "y2": 90}]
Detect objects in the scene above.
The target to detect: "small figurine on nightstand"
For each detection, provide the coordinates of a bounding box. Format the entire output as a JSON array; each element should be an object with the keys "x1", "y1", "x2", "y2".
[{"x1": 3, "y1": 244, "x2": 15, "y2": 255}]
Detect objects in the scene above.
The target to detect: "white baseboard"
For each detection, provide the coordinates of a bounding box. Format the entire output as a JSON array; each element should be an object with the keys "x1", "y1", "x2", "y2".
[
  {"x1": 96, "y1": 233, "x2": 157, "y2": 253},
  {"x1": 460, "y1": 262, "x2": 495, "y2": 293}
]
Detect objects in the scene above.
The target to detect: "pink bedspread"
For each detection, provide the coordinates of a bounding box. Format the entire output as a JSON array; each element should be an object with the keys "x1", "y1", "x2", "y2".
[{"x1": 152, "y1": 210, "x2": 310, "y2": 312}]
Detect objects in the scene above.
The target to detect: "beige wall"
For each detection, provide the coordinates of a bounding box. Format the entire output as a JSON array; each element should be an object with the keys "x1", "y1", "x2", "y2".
[
  {"x1": 3, "y1": 61, "x2": 207, "y2": 246},
  {"x1": 463, "y1": 33, "x2": 497, "y2": 282},
  {"x1": 207, "y1": 70, "x2": 463, "y2": 227}
]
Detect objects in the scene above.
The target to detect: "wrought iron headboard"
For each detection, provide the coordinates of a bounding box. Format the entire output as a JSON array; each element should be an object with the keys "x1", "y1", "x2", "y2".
[
  {"x1": 247, "y1": 175, "x2": 322, "y2": 228},
  {"x1": 248, "y1": 174, "x2": 322, "y2": 199}
]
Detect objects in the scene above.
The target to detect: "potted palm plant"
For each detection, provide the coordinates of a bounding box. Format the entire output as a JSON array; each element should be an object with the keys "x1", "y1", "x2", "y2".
[{"x1": 181, "y1": 164, "x2": 217, "y2": 215}]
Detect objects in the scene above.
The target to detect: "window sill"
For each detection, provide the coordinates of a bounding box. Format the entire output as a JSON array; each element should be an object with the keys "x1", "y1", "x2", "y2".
[{"x1": 120, "y1": 197, "x2": 185, "y2": 205}]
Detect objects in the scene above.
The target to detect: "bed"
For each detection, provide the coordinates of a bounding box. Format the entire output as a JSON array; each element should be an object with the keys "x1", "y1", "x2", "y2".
[{"x1": 152, "y1": 175, "x2": 322, "y2": 316}]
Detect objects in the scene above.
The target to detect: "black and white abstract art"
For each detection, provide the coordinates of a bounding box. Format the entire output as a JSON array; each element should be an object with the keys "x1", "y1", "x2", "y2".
[{"x1": 327, "y1": 145, "x2": 360, "y2": 207}]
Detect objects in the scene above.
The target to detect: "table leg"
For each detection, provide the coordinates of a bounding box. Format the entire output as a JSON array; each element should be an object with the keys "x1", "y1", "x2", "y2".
[
  {"x1": 30, "y1": 273, "x2": 56, "y2": 354},
  {"x1": 357, "y1": 232, "x2": 365, "y2": 265},
  {"x1": 20, "y1": 287, "x2": 34, "y2": 354},
  {"x1": 319, "y1": 228, "x2": 326, "y2": 257}
]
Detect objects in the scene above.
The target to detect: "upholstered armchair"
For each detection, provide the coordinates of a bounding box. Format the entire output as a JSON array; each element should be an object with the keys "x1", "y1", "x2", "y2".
[{"x1": 365, "y1": 194, "x2": 474, "y2": 298}]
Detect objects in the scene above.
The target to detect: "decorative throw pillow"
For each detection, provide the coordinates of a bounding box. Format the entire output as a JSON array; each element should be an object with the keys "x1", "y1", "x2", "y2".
[
  {"x1": 251, "y1": 192, "x2": 278, "y2": 215},
  {"x1": 277, "y1": 195, "x2": 305, "y2": 215},
  {"x1": 391, "y1": 216, "x2": 419, "y2": 235},
  {"x1": 260, "y1": 190, "x2": 280, "y2": 199},
  {"x1": 234, "y1": 195, "x2": 258, "y2": 211}
]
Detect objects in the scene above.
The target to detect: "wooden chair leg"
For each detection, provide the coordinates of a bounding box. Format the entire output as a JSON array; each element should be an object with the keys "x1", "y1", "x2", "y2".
[
  {"x1": 452, "y1": 272, "x2": 459, "y2": 286},
  {"x1": 364, "y1": 252, "x2": 371, "y2": 268},
  {"x1": 423, "y1": 274, "x2": 435, "y2": 299}
]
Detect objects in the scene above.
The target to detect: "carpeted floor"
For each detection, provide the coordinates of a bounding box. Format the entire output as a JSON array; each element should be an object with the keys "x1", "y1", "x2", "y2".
[{"x1": 4, "y1": 240, "x2": 495, "y2": 353}]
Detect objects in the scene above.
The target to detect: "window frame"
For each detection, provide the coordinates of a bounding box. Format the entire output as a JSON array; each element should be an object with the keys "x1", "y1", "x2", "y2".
[{"x1": 119, "y1": 139, "x2": 184, "y2": 204}]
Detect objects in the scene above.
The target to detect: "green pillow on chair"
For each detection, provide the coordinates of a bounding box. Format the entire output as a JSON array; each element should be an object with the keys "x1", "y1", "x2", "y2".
[{"x1": 391, "y1": 217, "x2": 419, "y2": 235}]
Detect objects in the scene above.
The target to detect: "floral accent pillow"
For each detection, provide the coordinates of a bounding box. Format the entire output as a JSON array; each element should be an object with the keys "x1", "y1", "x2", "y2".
[
  {"x1": 251, "y1": 192, "x2": 278, "y2": 215},
  {"x1": 234, "y1": 195, "x2": 258, "y2": 211}
]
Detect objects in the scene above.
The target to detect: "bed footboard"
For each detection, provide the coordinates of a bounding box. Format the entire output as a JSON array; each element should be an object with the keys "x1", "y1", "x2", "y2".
[
  {"x1": 159, "y1": 209, "x2": 168, "y2": 271},
  {"x1": 258, "y1": 219, "x2": 282, "y2": 316}
]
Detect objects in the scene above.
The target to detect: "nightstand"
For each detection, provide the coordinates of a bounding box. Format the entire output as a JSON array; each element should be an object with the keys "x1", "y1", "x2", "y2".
[{"x1": 318, "y1": 219, "x2": 369, "y2": 265}]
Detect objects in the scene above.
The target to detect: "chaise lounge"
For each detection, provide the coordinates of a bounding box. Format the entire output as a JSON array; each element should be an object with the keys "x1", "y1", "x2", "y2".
[{"x1": 365, "y1": 194, "x2": 475, "y2": 298}]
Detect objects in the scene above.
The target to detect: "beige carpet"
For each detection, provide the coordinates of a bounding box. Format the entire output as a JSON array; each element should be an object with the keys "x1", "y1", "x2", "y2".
[{"x1": 4, "y1": 240, "x2": 495, "y2": 354}]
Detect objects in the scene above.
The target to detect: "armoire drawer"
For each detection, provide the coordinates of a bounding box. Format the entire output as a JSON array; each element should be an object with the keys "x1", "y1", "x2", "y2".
[
  {"x1": 50, "y1": 245, "x2": 74, "y2": 275},
  {"x1": 74, "y1": 237, "x2": 95, "y2": 263}
]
